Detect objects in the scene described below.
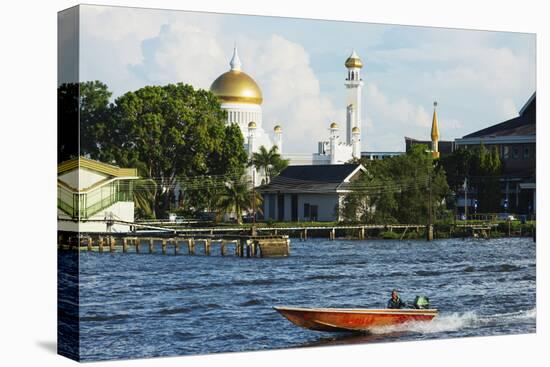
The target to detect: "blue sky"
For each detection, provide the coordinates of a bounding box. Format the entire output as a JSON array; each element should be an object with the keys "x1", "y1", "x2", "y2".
[{"x1": 79, "y1": 5, "x2": 536, "y2": 153}]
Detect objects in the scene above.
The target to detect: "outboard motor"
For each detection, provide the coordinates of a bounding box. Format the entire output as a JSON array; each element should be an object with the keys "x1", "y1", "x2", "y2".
[{"x1": 413, "y1": 295, "x2": 430, "y2": 309}]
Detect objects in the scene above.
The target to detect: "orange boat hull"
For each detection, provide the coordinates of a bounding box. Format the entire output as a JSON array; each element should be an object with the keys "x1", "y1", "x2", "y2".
[{"x1": 274, "y1": 306, "x2": 438, "y2": 332}]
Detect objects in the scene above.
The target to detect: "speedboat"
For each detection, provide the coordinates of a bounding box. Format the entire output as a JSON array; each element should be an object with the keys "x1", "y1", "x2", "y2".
[{"x1": 273, "y1": 306, "x2": 438, "y2": 332}]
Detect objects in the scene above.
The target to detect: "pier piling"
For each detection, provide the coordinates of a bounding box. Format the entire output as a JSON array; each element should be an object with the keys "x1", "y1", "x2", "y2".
[
  {"x1": 60, "y1": 232, "x2": 290, "y2": 258},
  {"x1": 221, "y1": 240, "x2": 226, "y2": 256},
  {"x1": 205, "y1": 239, "x2": 211, "y2": 256},
  {"x1": 188, "y1": 239, "x2": 195, "y2": 255},
  {"x1": 426, "y1": 225, "x2": 434, "y2": 241}
]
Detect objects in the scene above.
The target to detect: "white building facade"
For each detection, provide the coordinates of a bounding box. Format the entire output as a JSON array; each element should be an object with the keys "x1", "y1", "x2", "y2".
[{"x1": 57, "y1": 157, "x2": 139, "y2": 233}]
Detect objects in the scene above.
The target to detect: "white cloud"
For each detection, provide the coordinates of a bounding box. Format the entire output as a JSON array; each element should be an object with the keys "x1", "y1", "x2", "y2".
[
  {"x1": 367, "y1": 37, "x2": 534, "y2": 134},
  {"x1": 129, "y1": 23, "x2": 226, "y2": 88},
  {"x1": 498, "y1": 98, "x2": 519, "y2": 120},
  {"x1": 242, "y1": 34, "x2": 343, "y2": 151},
  {"x1": 79, "y1": 6, "x2": 535, "y2": 155},
  {"x1": 364, "y1": 84, "x2": 433, "y2": 150},
  {"x1": 80, "y1": 6, "x2": 344, "y2": 153}
]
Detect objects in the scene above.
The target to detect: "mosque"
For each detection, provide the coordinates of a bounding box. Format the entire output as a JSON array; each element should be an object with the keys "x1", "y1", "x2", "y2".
[{"x1": 209, "y1": 46, "x2": 364, "y2": 184}]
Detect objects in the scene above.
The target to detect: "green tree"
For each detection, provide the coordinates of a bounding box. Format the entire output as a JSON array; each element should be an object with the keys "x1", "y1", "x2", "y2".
[
  {"x1": 133, "y1": 178, "x2": 156, "y2": 219},
  {"x1": 82, "y1": 82, "x2": 248, "y2": 218},
  {"x1": 58, "y1": 83, "x2": 79, "y2": 162},
  {"x1": 249, "y1": 145, "x2": 289, "y2": 184},
  {"x1": 440, "y1": 144, "x2": 502, "y2": 213},
  {"x1": 79, "y1": 81, "x2": 112, "y2": 157},
  {"x1": 215, "y1": 176, "x2": 262, "y2": 224},
  {"x1": 439, "y1": 147, "x2": 474, "y2": 193},
  {"x1": 341, "y1": 144, "x2": 449, "y2": 224}
]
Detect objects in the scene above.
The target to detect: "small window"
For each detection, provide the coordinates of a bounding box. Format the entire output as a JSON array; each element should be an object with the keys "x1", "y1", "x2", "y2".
[
  {"x1": 513, "y1": 147, "x2": 519, "y2": 159},
  {"x1": 304, "y1": 203, "x2": 310, "y2": 218},
  {"x1": 310, "y1": 205, "x2": 319, "y2": 221},
  {"x1": 503, "y1": 146, "x2": 509, "y2": 159},
  {"x1": 523, "y1": 147, "x2": 530, "y2": 159}
]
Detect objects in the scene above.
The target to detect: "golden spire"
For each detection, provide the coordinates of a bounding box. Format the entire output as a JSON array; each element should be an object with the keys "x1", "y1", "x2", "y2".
[
  {"x1": 431, "y1": 101, "x2": 439, "y2": 141},
  {"x1": 345, "y1": 49, "x2": 363, "y2": 69}
]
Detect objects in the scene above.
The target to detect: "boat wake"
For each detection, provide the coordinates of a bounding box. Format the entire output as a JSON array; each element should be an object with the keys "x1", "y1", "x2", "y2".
[{"x1": 368, "y1": 308, "x2": 536, "y2": 335}]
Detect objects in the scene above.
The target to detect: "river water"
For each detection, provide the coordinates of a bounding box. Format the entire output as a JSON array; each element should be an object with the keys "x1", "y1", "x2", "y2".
[{"x1": 68, "y1": 237, "x2": 536, "y2": 361}]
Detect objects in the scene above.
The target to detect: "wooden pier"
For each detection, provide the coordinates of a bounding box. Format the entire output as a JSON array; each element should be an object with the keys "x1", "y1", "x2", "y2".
[{"x1": 57, "y1": 232, "x2": 290, "y2": 258}]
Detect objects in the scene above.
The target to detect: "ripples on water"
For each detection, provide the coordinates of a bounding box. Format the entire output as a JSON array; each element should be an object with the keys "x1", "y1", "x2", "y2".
[{"x1": 62, "y1": 237, "x2": 535, "y2": 361}]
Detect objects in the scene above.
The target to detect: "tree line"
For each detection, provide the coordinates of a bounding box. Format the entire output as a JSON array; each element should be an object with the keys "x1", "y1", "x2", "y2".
[
  {"x1": 58, "y1": 81, "x2": 287, "y2": 222},
  {"x1": 59, "y1": 81, "x2": 504, "y2": 225},
  {"x1": 340, "y1": 143, "x2": 504, "y2": 224}
]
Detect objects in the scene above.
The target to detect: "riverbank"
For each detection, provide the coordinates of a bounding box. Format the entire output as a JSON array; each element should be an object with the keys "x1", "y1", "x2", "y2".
[{"x1": 133, "y1": 219, "x2": 535, "y2": 241}]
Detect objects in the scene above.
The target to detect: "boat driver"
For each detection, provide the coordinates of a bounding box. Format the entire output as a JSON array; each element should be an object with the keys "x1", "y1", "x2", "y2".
[{"x1": 387, "y1": 289, "x2": 407, "y2": 309}]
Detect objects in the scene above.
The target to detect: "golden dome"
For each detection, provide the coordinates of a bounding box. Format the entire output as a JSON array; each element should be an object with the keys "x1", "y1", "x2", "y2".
[
  {"x1": 330, "y1": 122, "x2": 339, "y2": 129},
  {"x1": 352, "y1": 126, "x2": 360, "y2": 133},
  {"x1": 274, "y1": 125, "x2": 282, "y2": 133},
  {"x1": 210, "y1": 70, "x2": 263, "y2": 105},
  {"x1": 345, "y1": 50, "x2": 363, "y2": 69},
  {"x1": 248, "y1": 121, "x2": 257, "y2": 129}
]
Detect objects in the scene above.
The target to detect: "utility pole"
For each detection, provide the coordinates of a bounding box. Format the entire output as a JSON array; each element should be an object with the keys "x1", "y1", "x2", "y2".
[
  {"x1": 427, "y1": 170, "x2": 433, "y2": 241},
  {"x1": 505, "y1": 178, "x2": 509, "y2": 215},
  {"x1": 463, "y1": 177, "x2": 468, "y2": 222},
  {"x1": 251, "y1": 168, "x2": 257, "y2": 236}
]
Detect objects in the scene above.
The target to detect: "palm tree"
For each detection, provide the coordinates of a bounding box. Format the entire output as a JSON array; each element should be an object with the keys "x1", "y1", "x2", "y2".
[
  {"x1": 270, "y1": 155, "x2": 289, "y2": 180},
  {"x1": 249, "y1": 145, "x2": 289, "y2": 183},
  {"x1": 133, "y1": 178, "x2": 156, "y2": 219},
  {"x1": 216, "y1": 175, "x2": 262, "y2": 224}
]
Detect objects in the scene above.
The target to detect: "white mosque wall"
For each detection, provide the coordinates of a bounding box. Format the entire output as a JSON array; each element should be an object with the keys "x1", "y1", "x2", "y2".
[
  {"x1": 283, "y1": 153, "x2": 331, "y2": 166},
  {"x1": 222, "y1": 102, "x2": 262, "y2": 130},
  {"x1": 332, "y1": 143, "x2": 354, "y2": 164}
]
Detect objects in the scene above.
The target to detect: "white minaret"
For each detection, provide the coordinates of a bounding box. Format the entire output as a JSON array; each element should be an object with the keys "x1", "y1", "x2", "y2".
[
  {"x1": 248, "y1": 121, "x2": 258, "y2": 185},
  {"x1": 273, "y1": 125, "x2": 283, "y2": 154},
  {"x1": 344, "y1": 50, "x2": 364, "y2": 145},
  {"x1": 329, "y1": 122, "x2": 339, "y2": 165},
  {"x1": 352, "y1": 126, "x2": 361, "y2": 159},
  {"x1": 247, "y1": 121, "x2": 257, "y2": 157}
]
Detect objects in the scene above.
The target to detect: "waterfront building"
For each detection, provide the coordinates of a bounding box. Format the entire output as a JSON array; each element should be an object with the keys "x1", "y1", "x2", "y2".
[
  {"x1": 258, "y1": 163, "x2": 366, "y2": 222},
  {"x1": 455, "y1": 92, "x2": 536, "y2": 216},
  {"x1": 361, "y1": 151, "x2": 404, "y2": 160},
  {"x1": 57, "y1": 157, "x2": 139, "y2": 232},
  {"x1": 209, "y1": 47, "x2": 365, "y2": 174}
]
